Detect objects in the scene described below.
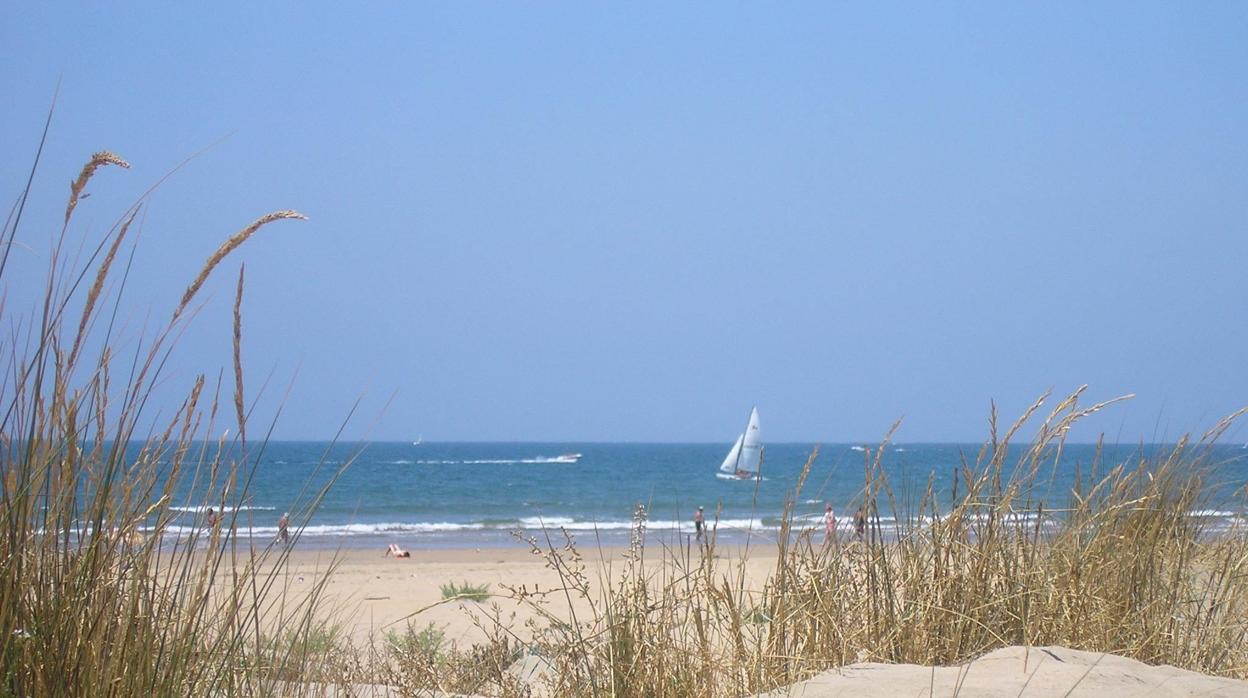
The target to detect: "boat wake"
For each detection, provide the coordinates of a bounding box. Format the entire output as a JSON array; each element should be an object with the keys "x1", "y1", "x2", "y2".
[
  {"x1": 716, "y1": 472, "x2": 766, "y2": 482},
  {"x1": 413, "y1": 454, "x2": 581, "y2": 465}
]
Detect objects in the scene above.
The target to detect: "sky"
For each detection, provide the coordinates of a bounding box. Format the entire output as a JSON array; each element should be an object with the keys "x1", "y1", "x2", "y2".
[{"x1": 1, "y1": 4, "x2": 1246, "y2": 443}]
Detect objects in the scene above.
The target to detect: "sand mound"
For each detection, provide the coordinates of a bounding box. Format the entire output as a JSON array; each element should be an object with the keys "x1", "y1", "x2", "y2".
[
  {"x1": 755, "y1": 645, "x2": 1248, "y2": 697},
  {"x1": 314, "y1": 645, "x2": 1248, "y2": 697}
]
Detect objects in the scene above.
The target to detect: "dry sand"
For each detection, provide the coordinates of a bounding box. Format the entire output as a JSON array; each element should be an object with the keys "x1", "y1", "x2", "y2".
[
  {"x1": 271, "y1": 544, "x2": 1248, "y2": 697},
  {"x1": 277, "y1": 542, "x2": 778, "y2": 646},
  {"x1": 756, "y1": 645, "x2": 1248, "y2": 697},
  {"x1": 312, "y1": 646, "x2": 1248, "y2": 698}
]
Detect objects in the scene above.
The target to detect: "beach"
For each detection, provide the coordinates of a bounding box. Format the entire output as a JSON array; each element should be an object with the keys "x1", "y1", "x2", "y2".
[{"x1": 274, "y1": 541, "x2": 780, "y2": 647}]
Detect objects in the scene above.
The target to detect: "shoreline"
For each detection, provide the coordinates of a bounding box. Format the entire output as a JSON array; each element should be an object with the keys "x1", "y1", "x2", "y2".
[{"x1": 157, "y1": 505, "x2": 1248, "y2": 557}]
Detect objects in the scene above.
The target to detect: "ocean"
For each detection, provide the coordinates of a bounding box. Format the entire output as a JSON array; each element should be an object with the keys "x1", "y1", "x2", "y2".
[{"x1": 155, "y1": 441, "x2": 1248, "y2": 550}]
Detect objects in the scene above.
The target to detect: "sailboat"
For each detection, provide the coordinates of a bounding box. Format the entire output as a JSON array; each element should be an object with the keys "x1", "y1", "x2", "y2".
[{"x1": 718, "y1": 407, "x2": 763, "y2": 480}]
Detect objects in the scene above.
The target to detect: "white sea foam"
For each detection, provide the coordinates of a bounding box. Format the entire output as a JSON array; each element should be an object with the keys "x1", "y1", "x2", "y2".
[
  {"x1": 150, "y1": 521, "x2": 489, "y2": 537},
  {"x1": 1189, "y1": 509, "x2": 1238, "y2": 518},
  {"x1": 555, "y1": 518, "x2": 770, "y2": 532},
  {"x1": 298, "y1": 522, "x2": 486, "y2": 535},
  {"x1": 146, "y1": 517, "x2": 784, "y2": 538},
  {"x1": 793, "y1": 512, "x2": 862, "y2": 524},
  {"x1": 715, "y1": 473, "x2": 767, "y2": 481},
  {"x1": 119, "y1": 508, "x2": 1248, "y2": 542},
  {"x1": 850, "y1": 446, "x2": 866, "y2": 452},
  {"x1": 519, "y1": 516, "x2": 575, "y2": 526},
  {"x1": 169, "y1": 505, "x2": 276, "y2": 514},
  {"x1": 954, "y1": 511, "x2": 1046, "y2": 525}
]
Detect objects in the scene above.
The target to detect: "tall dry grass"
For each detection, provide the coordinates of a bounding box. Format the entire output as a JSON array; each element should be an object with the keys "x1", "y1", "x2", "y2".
[
  {"x1": 0, "y1": 135, "x2": 350, "y2": 696},
  {"x1": 443, "y1": 390, "x2": 1248, "y2": 697}
]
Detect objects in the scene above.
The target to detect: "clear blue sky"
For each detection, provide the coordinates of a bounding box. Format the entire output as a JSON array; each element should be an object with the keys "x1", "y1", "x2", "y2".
[{"x1": 2, "y1": 4, "x2": 1245, "y2": 443}]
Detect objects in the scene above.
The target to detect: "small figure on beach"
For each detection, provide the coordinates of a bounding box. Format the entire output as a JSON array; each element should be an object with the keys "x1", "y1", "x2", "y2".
[
  {"x1": 385, "y1": 543, "x2": 411, "y2": 558},
  {"x1": 277, "y1": 512, "x2": 290, "y2": 545},
  {"x1": 853, "y1": 507, "x2": 866, "y2": 540},
  {"x1": 694, "y1": 506, "x2": 705, "y2": 540},
  {"x1": 206, "y1": 507, "x2": 217, "y2": 528},
  {"x1": 824, "y1": 503, "x2": 837, "y2": 539}
]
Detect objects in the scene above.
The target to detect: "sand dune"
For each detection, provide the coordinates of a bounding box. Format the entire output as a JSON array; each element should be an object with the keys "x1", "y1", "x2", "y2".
[
  {"x1": 755, "y1": 645, "x2": 1248, "y2": 697},
  {"x1": 310, "y1": 645, "x2": 1248, "y2": 697}
]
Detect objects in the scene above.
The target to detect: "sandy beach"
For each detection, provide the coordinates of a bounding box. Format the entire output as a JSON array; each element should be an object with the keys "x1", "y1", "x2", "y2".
[{"x1": 276, "y1": 541, "x2": 780, "y2": 647}]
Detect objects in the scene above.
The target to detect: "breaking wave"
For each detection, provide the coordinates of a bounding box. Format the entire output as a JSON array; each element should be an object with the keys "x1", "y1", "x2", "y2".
[
  {"x1": 169, "y1": 505, "x2": 276, "y2": 514},
  {"x1": 147, "y1": 517, "x2": 782, "y2": 538}
]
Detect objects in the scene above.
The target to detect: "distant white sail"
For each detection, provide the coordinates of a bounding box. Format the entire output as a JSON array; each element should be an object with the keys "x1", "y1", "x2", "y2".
[
  {"x1": 738, "y1": 407, "x2": 762, "y2": 476},
  {"x1": 719, "y1": 434, "x2": 744, "y2": 474},
  {"x1": 719, "y1": 407, "x2": 762, "y2": 478}
]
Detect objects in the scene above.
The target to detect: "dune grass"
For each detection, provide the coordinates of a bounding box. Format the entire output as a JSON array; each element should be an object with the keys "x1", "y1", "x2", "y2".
[{"x1": 0, "y1": 137, "x2": 354, "y2": 696}]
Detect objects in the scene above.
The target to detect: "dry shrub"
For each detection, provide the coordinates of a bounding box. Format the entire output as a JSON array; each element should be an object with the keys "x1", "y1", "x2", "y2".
[{"x1": 378, "y1": 620, "x2": 529, "y2": 697}]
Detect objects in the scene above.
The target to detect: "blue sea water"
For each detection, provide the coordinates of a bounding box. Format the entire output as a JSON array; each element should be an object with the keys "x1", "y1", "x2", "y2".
[{"x1": 157, "y1": 441, "x2": 1248, "y2": 550}]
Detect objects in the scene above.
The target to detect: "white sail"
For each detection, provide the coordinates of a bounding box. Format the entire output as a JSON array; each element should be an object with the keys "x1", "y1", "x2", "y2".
[
  {"x1": 719, "y1": 434, "x2": 744, "y2": 473},
  {"x1": 718, "y1": 407, "x2": 762, "y2": 478},
  {"x1": 737, "y1": 407, "x2": 762, "y2": 475}
]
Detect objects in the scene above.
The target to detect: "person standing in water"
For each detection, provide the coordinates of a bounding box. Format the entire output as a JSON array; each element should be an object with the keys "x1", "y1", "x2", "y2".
[
  {"x1": 853, "y1": 506, "x2": 867, "y2": 540},
  {"x1": 824, "y1": 503, "x2": 837, "y2": 540},
  {"x1": 206, "y1": 507, "x2": 217, "y2": 529},
  {"x1": 694, "y1": 506, "x2": 705, "y2": 541},
  {"x1": 277, "y1": 512, "x2": 290, "y2": 546}
]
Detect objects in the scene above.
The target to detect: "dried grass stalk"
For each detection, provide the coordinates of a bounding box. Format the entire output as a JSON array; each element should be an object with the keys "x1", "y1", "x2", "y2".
[
  {"x1": 173, "y1": 209, "x2": 306, "y2": 324},
  {"x1": 64, "y1": 150, "x2": 130, "y2": 225},
  {"x1": 67, "y1": 207, "x2": 138, "y2": 369},
  {"x1": 232, "y1": 263, "x2": 246, "y2": 446}
]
